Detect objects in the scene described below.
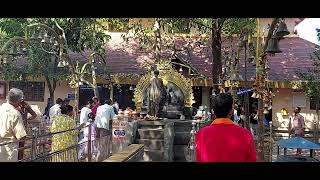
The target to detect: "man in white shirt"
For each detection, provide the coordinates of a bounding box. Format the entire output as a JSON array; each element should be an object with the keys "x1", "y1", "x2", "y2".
[
  {"x1": 112, "y1": 99, "x2": 119, "y2": 114},
  {"x1": 0, "y1": 88, "x2": 27, "y2": 162},
  {"x1": 49, "y1": 98, "x2": 63, "y2": 124},
  {"x1": 80, "y1": 100, "x2": 93, "y2": 141},
  {"x1": 95, "y1": 98, "x2": 115, "y2": 161},
  {"x1": 79, "y1": 100, "x2": 98, "y2": 160}
]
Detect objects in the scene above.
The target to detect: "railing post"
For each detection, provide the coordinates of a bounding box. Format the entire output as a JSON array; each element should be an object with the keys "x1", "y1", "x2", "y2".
[
  {"x1": 269, "y1": 121, "x2": 273, "y2": 162},
  {"x1": 313, "y1": 122, "x2": 318, "y2": 143},
  {"x1": 189, "y1": 121, "x2": 197, "y2": 162},
  {"x1": 31, "y1": 127, "x2": 39, "y2": 160},
  {"x1": 87, "y1": 123, "x2": 92, "y2": 162}
]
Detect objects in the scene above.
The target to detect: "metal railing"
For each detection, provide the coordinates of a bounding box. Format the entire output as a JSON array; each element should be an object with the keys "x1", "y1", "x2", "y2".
[
  {"x1": 187, "y1": 120, "x2": 202, "y2": 162},
  {"x1": 0, "y1": 120, "x2": 112, "y2": 162}
]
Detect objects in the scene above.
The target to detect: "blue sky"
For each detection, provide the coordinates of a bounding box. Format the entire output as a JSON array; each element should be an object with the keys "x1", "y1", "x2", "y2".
[{"x1": 295, "y1": 18, "x2": 320, "y2": 45}]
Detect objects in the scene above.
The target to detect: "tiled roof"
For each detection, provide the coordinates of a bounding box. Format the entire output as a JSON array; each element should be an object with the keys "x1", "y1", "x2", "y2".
[
  {"x1": 241, "y1": 37, "x2": 316, "y2": 81},
  {"x1": 69, "y1": 33, "x2": 317, "y2": 81}
]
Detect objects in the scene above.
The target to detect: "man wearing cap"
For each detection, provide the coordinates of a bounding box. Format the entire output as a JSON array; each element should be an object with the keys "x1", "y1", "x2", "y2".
[
  {"x1": 0, "y1": 88, "x2": 27, "y2": 162},
  {"x1": 196, "y1": 93, "x2": 256, "y2": 162}
]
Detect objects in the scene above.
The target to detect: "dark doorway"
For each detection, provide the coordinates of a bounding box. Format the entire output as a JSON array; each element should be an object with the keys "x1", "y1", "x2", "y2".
[
  {"x1": 79, "y1": 84, "x2": 109, "y2": 109},
  {"x1": 113, "y1": 84, "x2": 135, "y2": 110},
  {"x1": 192, "y1": 86, "x2": 202, "y2": 108}
]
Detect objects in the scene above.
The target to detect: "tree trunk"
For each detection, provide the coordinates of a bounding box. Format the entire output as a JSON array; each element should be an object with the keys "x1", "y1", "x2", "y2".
[
  {"x1": 45, "y1": 76, "x2": 56, "y2": 105},
  {"x1": 316, "y1": 97, "x2": 319, "y2": 143},
  {"x1": 211, "y1": 19, "x2": 223, "y2": 92}
]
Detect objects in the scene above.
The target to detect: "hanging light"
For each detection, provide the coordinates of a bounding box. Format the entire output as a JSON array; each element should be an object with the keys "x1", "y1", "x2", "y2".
[
  {"x1": 69, "y1": 79, "x2": 76, "y2": 86},
  {"x1": 19, "y1": 41, "x2": 27, "y2": 54},
  {"x1": 49, "y1": 37, "x2": 55, "y2": 44},
  {"x1": 78, "y1": 81, "x2": 83, "y2": 86},
  {"x1": 219, "y1": 87, "x2": 225, "y2": 93},
  {"x1": 62, "y1": 60, "x2": 69, "y2": 66},
  {"x1": 57, "y1": 61, "x2": 64, "y2": 67},
  {"x1": 41, "y1": 33, "x2": 49, "y2": 43},
  {"x1": 265, "y1": 63, "x2": 270, "y2": 70},
  {"x1": 248, "y1": 56, "x2": 255, "y2": 63},
  {"x1": 179, "y1": 66, "x2": 183, "y2": 72},
  {"x1": 43, "y1": 32, "x2": 49, "y2": 39},
  {"x1": 251, "y1": 92, "x2": 257, "y2": 98},
  {"x1": 212, "y1": 88, "x2": 216, "y2": 96},
  {"x1": 31, "y1": 30, "x2": 37, "y2": 39},
  {"x1": 37, "y1": 30, "x2": 43, "y2": 40},
  {"x1": 256, "y1": 93, "x2": 262, "y2": 99},
  {"x1": 263, "y1": 109, "x2": 269, "y2": 114},
  {"x1": 9, "y1": 44, "x2": 17, "y2": 55},
  {"x1": 54, "y1": 40, "x2": 59, "y2": 47},
  {"x1": 228, "y1": 72, "x2": 244, "y2": 82},
  {"x1": 129, "y1": 86, "x2": 134, "y2": 90}
]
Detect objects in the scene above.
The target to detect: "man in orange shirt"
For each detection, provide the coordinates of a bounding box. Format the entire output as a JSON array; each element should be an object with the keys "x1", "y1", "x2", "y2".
[{"x1": 196, "y1": 93, "x2": 256, "y2": 162}]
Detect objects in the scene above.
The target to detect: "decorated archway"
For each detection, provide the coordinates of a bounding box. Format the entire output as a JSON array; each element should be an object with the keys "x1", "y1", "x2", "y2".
[{"x1": 133, "y1": 59, "x2": 194, "y2": 111}]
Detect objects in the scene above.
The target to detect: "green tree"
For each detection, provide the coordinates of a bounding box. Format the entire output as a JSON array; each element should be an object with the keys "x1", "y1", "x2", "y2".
[
  {"x1": 297, "y1": 47, "x2": 320, "y2": 139},
  {"x1": 125, "y1": 18, "x2": 256, "y2": 85},
  {"x1": 0, "y1": 18, "x2": 111, "y2": 104}
]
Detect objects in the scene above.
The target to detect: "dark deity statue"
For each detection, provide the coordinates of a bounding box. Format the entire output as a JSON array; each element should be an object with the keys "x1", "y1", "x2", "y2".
[{"x1": 147, "y1": 70, "x2": 166, "y2": 117}]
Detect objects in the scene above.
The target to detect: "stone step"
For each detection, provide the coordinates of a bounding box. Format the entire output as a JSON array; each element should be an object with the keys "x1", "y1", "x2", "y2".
[
  {"x1": 139, "y1": 125, "x2": 164, "y2": 129},
  {"x1": 138, "y1": 129, "x2": 164, "y2": 139},
  {"x1": 174, "y1": 123, "x2": 192, "y2": 132},
  {"x1": 138, "y1": 139, "x2": 164, "y2": 151},
  {"x1": 138, "y1": 120, "x2": 166, "y2": 126},
  {"x1": 174, "y1": 132, "x2": 191, "y2": 145},
  {"x1": 173, "y1": 145, "x2": 189, "y2": 161},
  {"x1": 143, "y1": 150, "x2": 165, "y2": 162}
]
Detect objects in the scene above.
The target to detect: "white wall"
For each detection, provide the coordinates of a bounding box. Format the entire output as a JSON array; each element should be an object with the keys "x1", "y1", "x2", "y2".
[
  {"x1": 272, "y1": 88, "x2": 318, "y2": 130},
  {"x1": 295, "y1": 18, "x2": 320, "y2": 45},
  {"x1": 0, "y1": 79, "x2": 72, "y2": 115}
]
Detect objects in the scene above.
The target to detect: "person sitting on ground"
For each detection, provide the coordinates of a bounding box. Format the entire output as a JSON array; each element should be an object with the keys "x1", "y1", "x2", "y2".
[{"x1": 196, "y1": 93, "x2": 256, "y2": 162}]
